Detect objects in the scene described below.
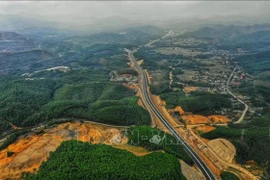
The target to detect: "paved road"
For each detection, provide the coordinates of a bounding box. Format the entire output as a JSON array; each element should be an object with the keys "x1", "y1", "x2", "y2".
[
  {"x1": 226, "y1": 67, "x2": 249, "y2": 124},
  {"x1": 126, "y1": 48, "x2": 216, "y2": 180}
]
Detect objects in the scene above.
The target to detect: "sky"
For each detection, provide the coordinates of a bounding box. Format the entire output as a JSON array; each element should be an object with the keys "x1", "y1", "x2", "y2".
[
  {"x1": 0, "y1": 1, "x2": 269, "y2": 31},
  {"x1": 0, "y1": 1, "x2": 269, "y2": 21}
]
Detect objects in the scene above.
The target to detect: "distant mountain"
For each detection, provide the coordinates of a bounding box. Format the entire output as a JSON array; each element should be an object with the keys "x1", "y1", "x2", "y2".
[
  {"x1": 0, "y1": 32, "x2": 27, "y2": 41},
  {"x1": 0, "y1": 32, "x2": 36, "y2": 52},
  {"x1": 180, "y1": 24, "x2": 270, "y2": 51},
  {"x1": 181, "y1": 27, "x2": 240, "y2": 40},
  {"x1": 227, "y1": 23, "x2": 270, "y2": 34},
  {"x1": 0, "y1": 13, "x2": 144, "y2": 35},
  {"x1": 0, "y1": 49, "x2": 54, "y2": 74},
  {"x1": 181, "y1": 23, "x2": 270, "y2": 40},
  {"x1": 181, "y1": 26, "x2": 240, "y2": 40},
  {"x1": 235, "y1": 31, "x2": 270, "y2": 43},
  {"x1": 0, "y1": 13, "x2": 61, "y2": 32},
  {"x1": 72, "y1": 26, "x2": 165, "y2": 45}
]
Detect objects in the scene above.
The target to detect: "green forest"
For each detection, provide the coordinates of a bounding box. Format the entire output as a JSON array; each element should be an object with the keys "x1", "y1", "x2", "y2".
[
  {"x1": 233, "y1": 51, "x2": 270, "y2": 76},
  {"x1": 127, "y1": 126, "x2": 193, "y2": 165},
  {"x1": 220, "y1": 172, "x2": 239, "y2": 180},
  {"x1": 160, "y1": 91, "x2": 231, "y2": 114},
  {"x1": 0, "y1": 69, "x2": 150, "y2": 132},
  {"x1": 234, "y1": 81, "x2": 270, "y2": 105},
  {"x1": 25, "y1": 140, "x2": 186, "y2": 180}
]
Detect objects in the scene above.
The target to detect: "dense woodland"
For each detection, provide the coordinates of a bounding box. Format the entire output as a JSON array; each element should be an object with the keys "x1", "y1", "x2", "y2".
[
  {"x1": 160, "y1": 91, "x2": 231, "y2": 114},
  {"x1": 25, "y1": 140, "x2": 186, "y2": 180},
  {"x1": 0, "y1": 73, "x2": 150, "y2": 130},
  {"x1": 220, "y1": 172, "x2": 239, "y2": 180},
  {"x1": 234, "y1": 51, "x2": 270, "y2": 76}
]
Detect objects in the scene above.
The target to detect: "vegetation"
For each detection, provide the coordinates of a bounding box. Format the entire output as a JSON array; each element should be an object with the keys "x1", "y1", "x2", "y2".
[
  {"x1": 54, "y1": 82, "x2": 134, "y2": 102},
  {"x1": 23, "y1": 95, "x2": 150, "y2": 127},
  {"x1": 0, "y1": 119, "x2": 12, "y2": 133},
  {"x1": 150, "y1": 82, "x2": 171, "y2": 95},
  {"x1": 127, "y1": 126, "x2": 193, "y2": 165},
  {"x1": 236, "y1": 81, "x2": 270, "y2": 104},
  {"x1": 7, "y1": 151, "x2": 14, "y2": 157},
  {"x1": 220, "y1": 172, "x2": 239, "y2": 180},
  {"x1": 25, "y1": 140, "x2": 185, "y2": 180},
  {"x1": 160, "y1": 91, "x2": 231, "y2": 114},
  {"x1": 0, "y1": 79, "x2": 58, "y2": 127},
  {"x1": 234, "y1": 51, "x2": 270, "y2": 75},
  {"x1": 0, "y1": 34, "x2": 156, "y2": 135},
  {"x1": 0, "y1": 70, "x2": 150, "y2": 130}
]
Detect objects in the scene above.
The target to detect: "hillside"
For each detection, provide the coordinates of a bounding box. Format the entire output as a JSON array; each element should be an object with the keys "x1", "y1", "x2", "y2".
[
  {"x1": 0, "y1": 32, "x2": 36, "y2": 53},
  {"x1": 0, "y1": 77, "x2": 150, "y2": 130},
  {"x1": 181, "y1": 26, "x2": 242, "y2": 40},
  {"x1": 180, "y1": 24, "x2": 270, "y2": 51},
  {"x1": 0, "y1": 32, "x2": 28, "y2": 41},
  {"x1": 233, "y1": 51, "x2": 270, "y2": 75},
  {"x1": 0, "y1": 49, "x2": 54, "y2": 74},
  {"x1": 25, "y1": 140, "x2": 186, "y2": 180},
  {"x1": 71, "y1": 26, "x2": 165, "y2": 46}
]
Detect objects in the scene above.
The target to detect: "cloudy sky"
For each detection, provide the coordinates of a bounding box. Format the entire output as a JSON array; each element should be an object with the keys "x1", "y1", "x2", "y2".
[
  {"x1": 0, "y1": 1, "x2": 269, "y2": 20},
  {"x1": 0, "y1": 1, "x2": 269, "y2": 31}
]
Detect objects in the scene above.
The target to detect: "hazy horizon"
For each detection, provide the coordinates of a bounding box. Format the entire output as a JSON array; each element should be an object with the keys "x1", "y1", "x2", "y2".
[{"x1": 0, "y1": 1, "x2": 270, "y2": 27}]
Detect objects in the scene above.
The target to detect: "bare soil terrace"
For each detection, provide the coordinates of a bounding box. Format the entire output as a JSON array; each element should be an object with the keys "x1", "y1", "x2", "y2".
[{"x1": 0, "y1": 121, "x2": 130, "y2": 179}]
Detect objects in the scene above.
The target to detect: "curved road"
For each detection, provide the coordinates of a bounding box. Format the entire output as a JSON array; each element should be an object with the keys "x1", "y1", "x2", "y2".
[
  {"x1": 126, "y1": 48, "x2": 216, "y2": 180},
  {"x1": 226, "y1": 67, "x2": 249, "y2": 124}
]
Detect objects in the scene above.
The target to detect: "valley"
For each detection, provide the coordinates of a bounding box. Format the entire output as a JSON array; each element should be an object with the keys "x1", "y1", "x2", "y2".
[{"x1": 0, "y1": 6, "x2": 270, "y2": 179}]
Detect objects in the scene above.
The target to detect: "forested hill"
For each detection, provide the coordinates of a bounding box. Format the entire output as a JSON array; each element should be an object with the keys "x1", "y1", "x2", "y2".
[
  {"x1": 25, "y1": 140, "x2": 186, "y2": 180},
  {"x1": 233, "y1": 51, "x2": 270, "y2": 75}
]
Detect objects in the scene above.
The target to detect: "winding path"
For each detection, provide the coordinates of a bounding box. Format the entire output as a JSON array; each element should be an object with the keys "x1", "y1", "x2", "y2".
[{"x1": 226, "y1": 67, "x2": 249, "y2": 124}]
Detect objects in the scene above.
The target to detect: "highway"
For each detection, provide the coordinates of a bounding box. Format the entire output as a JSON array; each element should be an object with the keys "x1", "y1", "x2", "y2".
[{"x1": 126, "y1": 48, "x2": 216, "y2": 180}]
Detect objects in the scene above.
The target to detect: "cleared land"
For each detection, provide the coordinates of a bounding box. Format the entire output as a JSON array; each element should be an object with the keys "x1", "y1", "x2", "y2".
[
  {"x1": 0, "y1": 121, "x2": 130, "y2": 179},
  {"x1": 208, "y1": 138, "x2": 236, "y2": 163},
  {"x1": 181, "y1": 114, "x2": 231, "y2": 125}
]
